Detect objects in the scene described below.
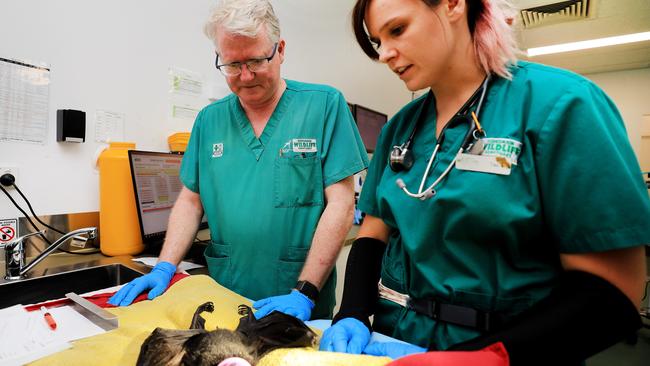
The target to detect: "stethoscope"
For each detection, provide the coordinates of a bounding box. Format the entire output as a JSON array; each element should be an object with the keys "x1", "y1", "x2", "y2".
[{"x1": 390, "y1": 74, "x2": 491, "y2": 200}]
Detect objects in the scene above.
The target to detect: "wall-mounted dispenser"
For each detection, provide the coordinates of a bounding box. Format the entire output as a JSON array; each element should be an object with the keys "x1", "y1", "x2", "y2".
[{"x1": 56, "y1": 109, "x2": 86, "y2": 143}]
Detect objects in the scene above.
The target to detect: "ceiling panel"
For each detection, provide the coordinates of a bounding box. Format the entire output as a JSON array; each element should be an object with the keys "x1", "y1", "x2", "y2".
[{"x1": 512, "y1": 0, "x2": 650, "y2": 74}]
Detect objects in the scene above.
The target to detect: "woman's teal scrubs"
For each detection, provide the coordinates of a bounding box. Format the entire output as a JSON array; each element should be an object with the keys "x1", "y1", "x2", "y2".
[
  {"x1": 180, "y1": 79, "x2": 368, "y2": 319},
  {"x1": 358, "y1": 61, "x2": 650, "y2": 348}
]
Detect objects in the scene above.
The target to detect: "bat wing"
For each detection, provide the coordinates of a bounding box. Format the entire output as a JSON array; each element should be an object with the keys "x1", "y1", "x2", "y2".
[{"x1": 235, "y1": 305, "x2": 316, "y2": 356}]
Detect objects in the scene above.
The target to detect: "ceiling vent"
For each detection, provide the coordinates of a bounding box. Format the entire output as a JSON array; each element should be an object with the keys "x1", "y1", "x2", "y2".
[{"x1": 520, "y1": 0, "x2": 596, "y2": 29}]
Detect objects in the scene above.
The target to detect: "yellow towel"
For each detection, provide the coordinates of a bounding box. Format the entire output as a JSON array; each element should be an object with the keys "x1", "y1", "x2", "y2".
[
  {"x1": 258, "y1": 348, "x2": 390, "y2": 366},
  {"x1": 31, "y1": 275, "x2": 390, "y2": 366}
]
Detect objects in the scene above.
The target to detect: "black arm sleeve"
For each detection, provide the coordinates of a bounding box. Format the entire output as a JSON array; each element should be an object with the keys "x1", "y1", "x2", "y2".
[
  {"x1": 448, "y1": 270, "x2": 642, "y2": 365},
  {"x1": 331, "y1": 237, "x2": 388, "y2": 331}
]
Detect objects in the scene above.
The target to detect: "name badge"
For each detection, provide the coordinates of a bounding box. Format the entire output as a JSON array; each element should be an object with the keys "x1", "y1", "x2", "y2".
[
  {"x1": 481, "y1": 138, "x2": 522, "y2": 165},
  {"x1": 292, "y1": 138, "x2": 317, "y2": 153},
  {"x1": 455, "y1": 153, "x2": 511, "y2": 175}
]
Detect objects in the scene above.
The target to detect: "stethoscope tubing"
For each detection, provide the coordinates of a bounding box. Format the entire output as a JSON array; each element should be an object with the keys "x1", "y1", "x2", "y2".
[
  {"x1": 418, "y1": 143, "x2": 440, "y2": 193},
  {"x1": 395, "y1": 75, "x2": 491, "y2": 200},
  {"x1": 396, "y1": 146, "x2": 463, "y2": 200}
]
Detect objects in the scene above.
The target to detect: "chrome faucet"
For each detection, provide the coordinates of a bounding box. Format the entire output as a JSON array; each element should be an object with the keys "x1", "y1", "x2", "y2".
[{"x1": 0, "y1": 227, "x2": 97, "y2": 280}]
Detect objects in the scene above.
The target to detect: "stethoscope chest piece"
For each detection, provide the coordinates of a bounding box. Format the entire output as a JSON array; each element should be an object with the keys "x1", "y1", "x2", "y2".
[
  {"x1": 389, "y1": 144, "x2": 414, "y2": 172},
  {"x1": 467, "y1": 136, "x2": 485, "y2": 155}
]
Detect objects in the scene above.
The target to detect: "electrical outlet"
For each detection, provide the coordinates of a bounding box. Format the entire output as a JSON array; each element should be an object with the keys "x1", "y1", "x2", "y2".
[{"x1": 0, "y1": 166, "x2": 19, "y2": 186}]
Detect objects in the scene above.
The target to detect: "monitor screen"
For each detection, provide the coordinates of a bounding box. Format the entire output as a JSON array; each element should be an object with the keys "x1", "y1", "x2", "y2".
[
  {"x1": 128, "y1": 150, "x2": 207, "y2": 243},
  {"x1": 347, "y1": 102, "x2": 355, "y2": 115},
  {"x1": 354, "y1": 104, "x2": 387, "y2": 153}
]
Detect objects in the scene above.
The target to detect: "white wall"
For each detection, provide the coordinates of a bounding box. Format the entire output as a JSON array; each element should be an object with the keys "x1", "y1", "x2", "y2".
[
  {"x1": 585, "y1": 67, "x2": 650, "y2": 158},
  {"x1": 0, "y1": 0, "x2": 409, "y2": 218}
]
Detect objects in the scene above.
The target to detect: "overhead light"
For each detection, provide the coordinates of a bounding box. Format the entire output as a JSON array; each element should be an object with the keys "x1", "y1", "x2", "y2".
[{"x1": 527, "y1": 31, "x2": 650, "y2": 57}]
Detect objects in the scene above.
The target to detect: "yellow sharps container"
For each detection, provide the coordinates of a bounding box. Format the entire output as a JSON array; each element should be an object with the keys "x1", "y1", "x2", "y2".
[{"x1": 97, "y1": 142, "x2": 144, "y2": 256}]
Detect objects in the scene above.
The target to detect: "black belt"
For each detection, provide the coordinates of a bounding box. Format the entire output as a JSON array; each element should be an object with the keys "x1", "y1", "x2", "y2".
[{"x1": 407, "y1": 297, "x2": 500, "y2": 332}]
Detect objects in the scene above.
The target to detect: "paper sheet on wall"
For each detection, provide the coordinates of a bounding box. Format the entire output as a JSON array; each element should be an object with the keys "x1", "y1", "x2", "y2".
[
  {"x1": 171, "y1": 104, "x2": 200, "y2": 120},
  {"x1": 168, "y1": 67, "x2": 203, "y2": 97},
  {"x1": 95, "y1": 110, "x2": 125, "y2": 143},
  {"x1": 168, "y1": 67, "x2": 207, "y2": 123},
  {"x1": 0, "y1": 57, "x2": 50, "y2": 144}
]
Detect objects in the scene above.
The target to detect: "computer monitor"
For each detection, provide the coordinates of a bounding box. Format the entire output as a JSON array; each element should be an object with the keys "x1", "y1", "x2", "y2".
[
  {"x1": 128, "y1": 150, "x2": 208, "y2": 245},
  {"x1": 353, "y1": 104, "x2": 387, "y2": 153},
  {"x1": 347, "y1": 102, "x2": 355, "y2": 115}
]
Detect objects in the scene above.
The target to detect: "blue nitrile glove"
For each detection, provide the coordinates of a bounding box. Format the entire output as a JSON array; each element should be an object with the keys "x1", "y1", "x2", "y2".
[
  {"x1": 319, "y1": 317, "x2": 371, "y2": 354},
  {"x1": 363, "y1": 341, "x2": 427, "y2": 359},
  {"x1": 108, "y1": 261, "x2": 176, "y2": 306},
  {"x1": 252, "y1": 290, "x2": 314, "y2": 321}
]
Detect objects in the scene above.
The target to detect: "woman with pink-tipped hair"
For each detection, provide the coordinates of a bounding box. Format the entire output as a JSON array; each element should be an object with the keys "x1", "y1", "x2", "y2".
[{"x1": 318, "y1": 0, "x2": 650, "y2": 364}]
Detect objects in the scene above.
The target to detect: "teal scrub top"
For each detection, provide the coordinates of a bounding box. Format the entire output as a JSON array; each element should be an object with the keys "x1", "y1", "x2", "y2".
[
  {"x1": 358, "y1": 61, "x2": 650, "y2": 348},
  {"x1": 180, "y1": 79, "x2": 369, "y2": 319}
]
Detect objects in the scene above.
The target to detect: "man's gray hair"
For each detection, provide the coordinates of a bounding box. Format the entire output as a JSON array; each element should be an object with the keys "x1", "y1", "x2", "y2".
[{"x1": 204, "y1": 0, "x2": 281, "y2": 47}]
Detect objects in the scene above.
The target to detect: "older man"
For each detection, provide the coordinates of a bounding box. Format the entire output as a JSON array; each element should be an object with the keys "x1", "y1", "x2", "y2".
[{"x1": 109, "y1": 0, "x2": 368, "y2": 321}]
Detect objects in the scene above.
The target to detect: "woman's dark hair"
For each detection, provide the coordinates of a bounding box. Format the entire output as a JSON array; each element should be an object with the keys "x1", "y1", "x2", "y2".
[{"x1": 351, "y1": 0, "x2": 518, "y2": 78}]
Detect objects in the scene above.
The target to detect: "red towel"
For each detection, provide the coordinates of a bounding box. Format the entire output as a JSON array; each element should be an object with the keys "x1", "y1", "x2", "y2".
[
  {"x1": 25, "y1": 273, "x2": 189, "y2": 311},
  {"x1": 386, "y1": 342, "x2": 509, "y2": 366}
]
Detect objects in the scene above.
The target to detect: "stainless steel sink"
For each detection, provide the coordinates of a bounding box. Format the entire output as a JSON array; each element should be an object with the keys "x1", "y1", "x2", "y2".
[{"x1": 0, "y1": 263, "x2": 146, "y2": 308}]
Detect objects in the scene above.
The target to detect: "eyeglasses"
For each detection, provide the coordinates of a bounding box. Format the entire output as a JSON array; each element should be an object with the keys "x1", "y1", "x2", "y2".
[{"x1": 215, "y1": 43, "x2": 278, "y2": 76}]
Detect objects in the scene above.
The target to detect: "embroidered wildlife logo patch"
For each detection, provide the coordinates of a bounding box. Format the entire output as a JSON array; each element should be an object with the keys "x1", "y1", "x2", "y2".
[{"x1": 212, "y1": 143, "x2": 224, "y2": 158}]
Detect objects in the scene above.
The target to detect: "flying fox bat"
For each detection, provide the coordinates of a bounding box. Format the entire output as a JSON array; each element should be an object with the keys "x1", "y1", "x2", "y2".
[{"x1": 136, "y1": 302, "x2": 316, "y2": 366}]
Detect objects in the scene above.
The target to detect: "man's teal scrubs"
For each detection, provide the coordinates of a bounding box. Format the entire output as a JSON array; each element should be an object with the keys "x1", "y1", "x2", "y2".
[
  {"x1": 180, "y1": 79, "x2": 368, "y2": 319},
  {"x1": 358, "y1": 61, "x2": 650, "y2": 348}
]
